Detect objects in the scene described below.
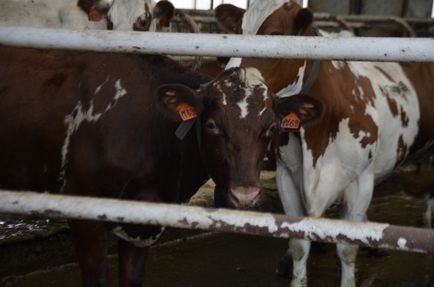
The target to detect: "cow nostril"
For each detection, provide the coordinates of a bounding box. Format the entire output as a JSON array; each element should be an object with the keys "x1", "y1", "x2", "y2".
[{"x1": 228, "y1": 187, "x2": 261, "y2": 208}]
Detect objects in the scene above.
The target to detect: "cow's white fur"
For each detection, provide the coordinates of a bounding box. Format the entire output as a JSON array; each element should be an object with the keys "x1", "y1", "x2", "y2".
[
  {"x1": 237, "y1": 68, "x2": 268, "y2": 118},
  {"x1": 277, "y1": 61, "x2": 307, "y2": 97},
  {"x1": 61, "y1": 79, "x2": 128, "y2": 180}
]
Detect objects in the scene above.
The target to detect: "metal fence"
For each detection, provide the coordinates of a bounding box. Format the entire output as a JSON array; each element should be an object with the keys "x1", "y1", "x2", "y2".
[
  {"x1": 0, "y1": 19, "x2": 433, "y2": 255},
  {"x1": 0, "y1": 27, "x2": 433, "y2": 62},
  {"x1": 1, "y1": 191, "x2": 433, "y2": 253}
]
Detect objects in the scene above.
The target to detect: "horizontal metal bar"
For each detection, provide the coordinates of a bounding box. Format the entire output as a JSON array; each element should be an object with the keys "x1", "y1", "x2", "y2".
[
  {"x1": 0, "y1": 27, "x2": 433, "y2": 62},
  {"x1": 1, "y1": 191, "x2": 433, "y2": 253}
]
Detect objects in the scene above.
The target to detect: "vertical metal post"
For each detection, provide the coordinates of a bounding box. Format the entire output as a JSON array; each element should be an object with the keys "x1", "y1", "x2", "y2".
[{"x1": 210, "y1": 0, "x2": 214, "y2": 10}]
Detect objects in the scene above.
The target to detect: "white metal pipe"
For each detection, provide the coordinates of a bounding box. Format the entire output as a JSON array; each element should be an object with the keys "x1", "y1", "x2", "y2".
[
  {"x1": 1, "y1": 191, "x2": 434, "y2": 253},
  {"x1": 0, "y1": 26, "x2": 433, "y2": 62}
]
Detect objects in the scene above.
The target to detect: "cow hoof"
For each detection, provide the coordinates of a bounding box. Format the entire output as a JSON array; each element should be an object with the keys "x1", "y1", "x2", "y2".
[{"x1": 275, "y1": 255, "x2": 292, "y2": 278}]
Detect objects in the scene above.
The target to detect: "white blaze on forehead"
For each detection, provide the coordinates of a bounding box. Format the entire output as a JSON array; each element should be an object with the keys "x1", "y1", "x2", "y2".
[
  {"x1": 236, "y1": 68, "x2": 268, "y2": 118},
  {"x1": 277, "y1": 61, "x2": 307, "y2": 98},
  {"x1": 108, "y1": 0, "x2": 156, "y2": 31}
]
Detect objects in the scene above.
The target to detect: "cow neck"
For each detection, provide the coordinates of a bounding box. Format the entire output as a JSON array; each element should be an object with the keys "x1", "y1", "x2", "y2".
[{"x1": 277, "y1": 27, "x2": 322, "y2": 97}]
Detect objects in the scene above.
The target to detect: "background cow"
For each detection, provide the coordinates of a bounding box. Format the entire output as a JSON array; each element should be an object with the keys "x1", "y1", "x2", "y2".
[
  {"x1": 0, "y1": 45, "x2": 320, "y2": 286},
  {"x1": 216, "y1": 1, "x2": 434, "y2": 287},
  {"x1": 0, "y1": 0, "x2": 175, "y2": 32}
]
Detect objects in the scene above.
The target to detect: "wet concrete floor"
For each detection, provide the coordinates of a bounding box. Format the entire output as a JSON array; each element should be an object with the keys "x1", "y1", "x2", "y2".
[{"x1": 1, "y1": 169, "x2": 434, "y2": 287}]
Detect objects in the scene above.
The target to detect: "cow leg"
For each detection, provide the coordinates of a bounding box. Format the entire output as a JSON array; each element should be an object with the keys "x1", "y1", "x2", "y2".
[
  {"x1": 275, "y1": 163, "x2": 310, "y2": 287},
  {"x1": 337, "y1": 169, "x2": 374, "y2": 287},
  {"x1": 69, "y1": 220, "x2": 111, "y2": 287},
  {"x1": 115, "y1": 224, "x2": 164, "y2": 287},
  {"x1": 116, "y1": 177, "x2": 164, "y2": 287},
  {"x1": 118, "y1": 238, "x2": 149, "y2": 287}
]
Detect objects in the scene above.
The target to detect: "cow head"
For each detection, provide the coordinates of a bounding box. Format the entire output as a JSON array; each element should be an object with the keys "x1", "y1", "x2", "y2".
[
  {"x1": 215, "y1": 1, "x2": 315, "y2": 93},
  {"x1": 157, "y1": 68, "x2": 322, "y2": 209},
  {"x1": 85, "y1": 0, "x2": 175, "y2": 32}
]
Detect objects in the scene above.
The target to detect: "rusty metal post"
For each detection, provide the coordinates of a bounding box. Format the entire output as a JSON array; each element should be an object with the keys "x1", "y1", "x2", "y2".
[{"x1": 0, "y1": 191, "x2": 433, "y2": 253}]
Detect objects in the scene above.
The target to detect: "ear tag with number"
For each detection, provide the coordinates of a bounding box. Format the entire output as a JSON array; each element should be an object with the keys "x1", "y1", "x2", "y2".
[
  {"x1": 89, "y1": 8, "x2": 103, "y2": 22},
  {"x1": 177, "y1": 102, "x2": 197, "y2": 121},
  {"x1": 281, "y1": 112, "x2": 301, "y2": 130}
]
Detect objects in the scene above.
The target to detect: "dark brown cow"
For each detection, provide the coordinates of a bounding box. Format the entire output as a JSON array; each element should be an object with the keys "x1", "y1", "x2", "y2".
[
  {"x1": 216, "y1": 1, "x2": 434, "y2": 287},
  {"x1": 0, "y1": 46, "x2": 321, "y2": 286}
]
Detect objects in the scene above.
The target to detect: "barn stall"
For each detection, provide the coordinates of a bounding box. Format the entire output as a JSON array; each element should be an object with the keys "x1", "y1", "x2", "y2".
[{"x1": 1, "y1": 0, "x2": 434, "y2": 286}]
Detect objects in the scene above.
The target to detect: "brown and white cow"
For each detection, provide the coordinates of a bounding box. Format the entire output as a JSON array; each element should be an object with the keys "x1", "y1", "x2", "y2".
[
  {"x1": 0, "y1": 45, "x2": 320, "y2": 286},
  {"x1": 0, "y1": 0, "x2": 175, "y2": 32},
  {"x1": 216, "y1": 1, "x2": 434, "y2": 287}
]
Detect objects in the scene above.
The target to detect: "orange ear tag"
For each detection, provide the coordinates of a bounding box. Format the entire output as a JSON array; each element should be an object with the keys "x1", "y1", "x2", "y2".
[
  {"x1": 89, "y1": 9, "x2": 103, "y2": 22},
  {"x1": 281, "y1": 112, "x2": 301, "y2": 130},
  {"x1": 177, "y1": 102, "x2": 198, "y2": 121}
]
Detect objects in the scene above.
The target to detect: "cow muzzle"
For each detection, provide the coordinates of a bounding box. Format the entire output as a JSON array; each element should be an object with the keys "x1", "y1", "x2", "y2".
[{"x1": 227, "y1": 186, "x2": 262, "y2": 209}]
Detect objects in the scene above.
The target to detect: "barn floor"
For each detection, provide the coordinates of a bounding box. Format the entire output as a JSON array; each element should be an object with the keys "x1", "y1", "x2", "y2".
[{"x1": 1, "y1": 169, "x2": 434, "y2": 287}]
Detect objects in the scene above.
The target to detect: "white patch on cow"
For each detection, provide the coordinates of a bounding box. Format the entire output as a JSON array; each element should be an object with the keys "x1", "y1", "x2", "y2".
[
  {"x1": 259, "y1": 107, "x2": 267, "y2": 116},
  {"x1": 346, "y1": 62, "x2": 420, "y2": 181},
  {"x1": 60, "y1": 101, "x2": 102, "y2": 177},
  {"x1": 277, "y1": 61, "x2": 307, "y2": 98},
  {"x1": 112, "y1": 226, "x2": 165, "y2": 248},
  {"x1": 95, "y1": 76, "x2": 110, "y2": 95},
  {"x1": 332, "y1": 61, "x2": 346, "y2": 70},
  {"x1": 216, "y1": 83, "x2": 227, "y2": 106},
  {"x1": 113, "y1": 79, "x2": 127, "y2": 101},
  {"x1": 297, "y1": 118, "x2": 376, "y2": 214},
  {"x1": 397, "y1": 237, "x2": 407, "y2": 249},
  {"x1": 108, "y1": 0, "x2": 156, "y2": 31},
  {"x1": 237, "y1": 68, "x2": 267, "y2": 118},
  {"x1": 225, "y1": 57, "x2": 242, "y2": 69},
  {"x1": 238, "y1": 96, "x2": 249, "y2": 118},
  {"x1": 60, "y1": 79, "x2": 129, "y2": 181}
]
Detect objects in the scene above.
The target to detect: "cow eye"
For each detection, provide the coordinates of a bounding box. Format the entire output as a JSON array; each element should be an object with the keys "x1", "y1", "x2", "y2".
[
  {"x1": 205, "y1": 119, "x2": 220, "y2": 135},
  {"x1": 265, "y1": 123, "x2": 277, "y2": 137},
  {"x1": 270, "y1": 31, "x2": 283, "y2": 36}
]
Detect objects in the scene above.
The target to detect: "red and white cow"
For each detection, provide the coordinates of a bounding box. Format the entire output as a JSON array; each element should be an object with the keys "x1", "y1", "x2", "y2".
[
  {"x1": 0, "y1": 0, "x2": 175, "y2": 32},
  {"x1": 216, "y1": 1, "x2": 434, "y2": 287}
]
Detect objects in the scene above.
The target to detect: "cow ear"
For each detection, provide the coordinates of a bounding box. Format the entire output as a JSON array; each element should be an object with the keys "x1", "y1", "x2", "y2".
[
  {"x1": 156, "y1": 84, "x2": 204, "y2": 122},
  {"x1": 154, "y1": 1, "x2": 175, "y2": 29},
  {"x1": 293, "y1": 8, "x2": 313, "y2": 35},
  {"x1": 274, "y1": 95, "x2": 322, "y2": 131},
  {"x1": 215, "y1": 4, "x2": 245, "y2": 34}
]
